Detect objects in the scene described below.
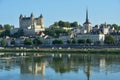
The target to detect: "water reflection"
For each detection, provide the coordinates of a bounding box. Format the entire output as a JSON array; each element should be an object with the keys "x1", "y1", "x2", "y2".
[
  {"x1": 0, "y1": 53, "x2": 120, "y2": 80},
  {"x1": 20, "y1": 57, "x2": 45, "y2": 75}
]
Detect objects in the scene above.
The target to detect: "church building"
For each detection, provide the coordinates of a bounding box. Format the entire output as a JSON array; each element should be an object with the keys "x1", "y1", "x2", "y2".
[{"x1": 83, "y1": 9, "x2": 92, "y2": 33}]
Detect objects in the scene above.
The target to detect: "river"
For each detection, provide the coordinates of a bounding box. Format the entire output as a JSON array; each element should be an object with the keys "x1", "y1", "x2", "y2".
[{"x1": 0, "y1": 53, "x2": 120, "y2": 80}]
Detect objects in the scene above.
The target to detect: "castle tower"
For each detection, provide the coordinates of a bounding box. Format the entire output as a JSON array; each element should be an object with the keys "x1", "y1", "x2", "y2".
[
  {"x1": 19, "y1": 14, "x2": 23, "y2": 29},
  {"x1": 19, "y1": 14, "x2": 23, "y2": 19},
  {"x1": 31, "y1": 13, "x2": 34, "y2": 20},
  {"x1": 30, "y1": 13, "x2": 34, "y2": 28},
  {"x1": 39, "y1": 14, "x2": 44, "y2": 28},
  {"x1": 83, "y1": 9, "x2": 92, "y2": 33}
]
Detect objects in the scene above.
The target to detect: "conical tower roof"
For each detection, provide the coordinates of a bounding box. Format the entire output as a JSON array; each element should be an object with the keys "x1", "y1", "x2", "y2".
[
  {"x1": 40, "y1": 14, "x2": 43, "y2": 18},
  {"x1": 83, "y1": 9, "x2": 91, "y2": 24}
]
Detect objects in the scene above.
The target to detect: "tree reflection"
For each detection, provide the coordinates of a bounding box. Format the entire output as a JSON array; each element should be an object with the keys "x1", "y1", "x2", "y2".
[{"x1": 51, "y1": 57, "x2": 71, "y2": 74}]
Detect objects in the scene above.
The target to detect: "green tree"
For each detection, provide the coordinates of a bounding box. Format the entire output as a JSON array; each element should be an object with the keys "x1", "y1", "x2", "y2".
[
  {"x1": 1, "y1": 38, "x2": 7, "y2": 46},
  {"x1": 0, "y1": 24, "x2": 13, "y2": 37},
  {"x1": 33, "y1": 37, "x2": 43, "y2": 46},
  {"x1": 86, "y1": 39, "x2": 93, "y2": 44},
  {"x1": 72, "y1": 38, "x2": 77, "y2": 44},
  {"x1": 0, "y1": 24, "x2": 3, "y2": 29},
  {"x1": 4, "y1": 30, "x2": 11, "y2": 36},
  {"x1": 58, "y1": 21, "x2": 70, "y2": 27},
  {"x1": 44, "y1": 28, "x2": 71, "y2": 38},
  {"x1": 52, "y1": 39, "x2": 63, "y2": 44},
  {"x1": 104, "y1": 35, "x2": 115, "y2": 44},
  {"x1": 70, "y1": 22, "x2": 78, "y2": 27},
  {"x1": 4, "y1": 24, "x2": 11, "y2": 30},
  {"x1": 58, "y1": 21, "x2": 64, "y2": 27},
  {"x1": 112, "y1": 24, "x2": 120, "y2": 31},
  {"x1": 10, "y1": 39, "x2": 15, "y2": 45},
  {"x1": 67, "y1": 39, "x2": 71, "y2": 44},
  {"x1": 78, "y1": 39, "x2": 86, "y2": 44},
  {"x1": 24, "y1": 38, "x2": 33, "y2": 45},
  {"x1": 64, "y1": 22, "x2": 70, "y2": 27}
]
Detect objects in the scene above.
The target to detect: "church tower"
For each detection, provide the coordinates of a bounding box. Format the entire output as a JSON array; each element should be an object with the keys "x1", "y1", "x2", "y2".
[{"x1": 83, "y1": 9, "x2": 92, "y2": 33}]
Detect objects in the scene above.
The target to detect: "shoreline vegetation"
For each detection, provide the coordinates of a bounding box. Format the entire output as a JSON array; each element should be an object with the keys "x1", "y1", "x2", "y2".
[{"x1": 0, "y1": 48, "x2": 120, "y2": 54}]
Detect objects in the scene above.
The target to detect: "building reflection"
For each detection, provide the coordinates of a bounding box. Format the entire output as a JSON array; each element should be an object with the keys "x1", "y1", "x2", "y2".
[
  {"x1": 83, "y1": 56, "x2": 92, "y2": 80},
  {"x1": 20, "y1": 57, "x2": 45, "y2": 75}
]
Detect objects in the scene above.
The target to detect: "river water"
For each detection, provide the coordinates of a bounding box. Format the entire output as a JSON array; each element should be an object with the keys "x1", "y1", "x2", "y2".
[{"x1": 0, "y1": 53, "x2": 120, "y2": 80}]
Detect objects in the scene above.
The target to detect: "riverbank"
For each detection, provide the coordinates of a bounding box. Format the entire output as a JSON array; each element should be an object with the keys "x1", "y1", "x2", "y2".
[{"x1": 0, "y1": 48, "x2": 120, "y2": 54}]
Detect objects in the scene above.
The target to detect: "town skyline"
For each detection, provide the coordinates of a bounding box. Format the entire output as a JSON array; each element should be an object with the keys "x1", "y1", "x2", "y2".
[{"x1": 0, "y1": 0, "x2": 120, "y2": 27}]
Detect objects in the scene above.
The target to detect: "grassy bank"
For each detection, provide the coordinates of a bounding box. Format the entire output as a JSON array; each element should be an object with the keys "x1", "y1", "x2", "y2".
[{"x1": 0, "y1": 48, "x2": 120, "y2": 54}]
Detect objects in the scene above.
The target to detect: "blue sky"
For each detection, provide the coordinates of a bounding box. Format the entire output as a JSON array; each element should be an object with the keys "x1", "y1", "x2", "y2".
[{"x1": 0, "y1": 0, "x2": 120, "y2": 28}]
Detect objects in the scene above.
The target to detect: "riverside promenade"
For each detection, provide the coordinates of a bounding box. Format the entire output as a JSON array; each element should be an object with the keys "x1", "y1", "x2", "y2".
[{"x1": 0, "y1": 45, "x2": 120, "y2": 54}]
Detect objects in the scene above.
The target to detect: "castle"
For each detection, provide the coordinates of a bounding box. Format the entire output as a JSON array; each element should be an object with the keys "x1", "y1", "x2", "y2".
[
  {"x1": 19, "y1": 13, "x2": 45, "y2": 36},
  {"x1": 11, "y1": 13, "x2": 45, "y2": 36}
]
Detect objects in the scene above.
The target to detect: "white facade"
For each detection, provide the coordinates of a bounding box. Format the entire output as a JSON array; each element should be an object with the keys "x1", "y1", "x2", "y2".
[
  {"x1": 72, "y1": 28, "x2": 81, "y2": 34},
  {"x1": 76, "y1": 34, "x2": 105, "y2": 44},
  {"x1": 114, "y1": 35, "x2": 120, "y2": 44},
  {"x1": 83, "y1": 23, "x2": 92, "y2": 33},
  {"x1": 59, "y1": 35, "x2": 71, "y2": 44},
  {"x1": 102, "y1": 27, "x2": 109, "y2": 34}
]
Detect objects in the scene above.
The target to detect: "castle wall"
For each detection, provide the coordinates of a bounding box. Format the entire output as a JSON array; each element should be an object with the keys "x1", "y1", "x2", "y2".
[
  {"x1": 23, "y1": 29, "x2": 35, "y2": 36},
  {"x1": 20, "y1": 19, "x2": 33, "y2": 29}
]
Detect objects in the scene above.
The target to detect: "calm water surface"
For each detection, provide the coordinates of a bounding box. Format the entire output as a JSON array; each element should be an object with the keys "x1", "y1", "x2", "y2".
[{"x1": 0, "y1": 53, "x2": 120, "y2": 80}]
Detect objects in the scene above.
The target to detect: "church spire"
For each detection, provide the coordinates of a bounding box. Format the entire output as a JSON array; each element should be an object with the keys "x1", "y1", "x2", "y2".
[
  {"x1": 84, "y1": 8, "x2": 91, "y2": 24},
  {"x1": 86, "y1": 8, "x2": 89, "y2": 23}
]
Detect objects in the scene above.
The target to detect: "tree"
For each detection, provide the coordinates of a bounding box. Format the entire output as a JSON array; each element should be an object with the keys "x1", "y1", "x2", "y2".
[
  {"x1": 1, "y1": 38, "x2": 7, "y2": 46},
  {"x1": 112, "y1": 24, "x2": 120, "y2": 31},
  {"x1": 78, "y1": 39, "x2": 86, "y2": 44},
  {"x1": 10, "y1": 39, "x2": 15, "y2": 45},
  {"x1": 64, "y1": 22, "x2": 70, "y2": 27},
  {"x1": 67, "y1": 39, "x2": 71, "y2": 44},
  {"x1": 70, "y1": 22, "x2": 78, "y2": 27},
  {"x1": 4, "y1": 24, "x2": 11, "y2": 30},
  {"x1": 52, "y1": 39, "x2": 63, "y2": 44},
  {"x1": 104, "y1": 35, "x2": 115, "y2": 44},
  {"x1": 33, "y1": 37, "x2": 43, "y2": 46},
  {"x1": 4, "y1": 30, "x2": 11, "y2": 36},
  {"x1": 44, "y1": 28, "x2": 71, "y2": 38},
  {"x1": 86, "y1": 39, "x2": 93, "y2": 44},
  {"x1": 72, "y1": 38, "x2": 77, "y2": 44},
  {"x1": 58, "y1": 21, "x2": 71, "y2": 27},
  {"x1": 58, "y1": 21, "x2": 64, "y2": 27},
  {"x1": 24, "y1": 38, "x2": 33, "y2": 45},
  {"x1": 0, "y1": 24, "x2": 3, "y2": 29}
]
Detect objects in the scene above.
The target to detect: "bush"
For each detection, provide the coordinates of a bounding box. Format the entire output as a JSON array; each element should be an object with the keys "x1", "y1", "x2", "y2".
[{"x1": 24, "y1": 38, "x2": 33, "y2": 45}]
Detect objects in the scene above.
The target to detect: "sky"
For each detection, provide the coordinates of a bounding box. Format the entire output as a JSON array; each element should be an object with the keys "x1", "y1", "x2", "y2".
[{"x1": 0, "y1": 0, "x2": 120, "y2": 28}]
